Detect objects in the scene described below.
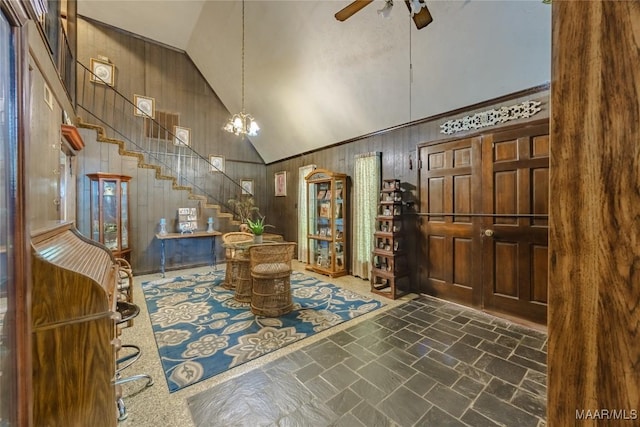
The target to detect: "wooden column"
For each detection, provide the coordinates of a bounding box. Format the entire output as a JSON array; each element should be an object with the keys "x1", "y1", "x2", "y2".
[{"x1": 549, "y1": 1, "x2": 640, "y2": 425}]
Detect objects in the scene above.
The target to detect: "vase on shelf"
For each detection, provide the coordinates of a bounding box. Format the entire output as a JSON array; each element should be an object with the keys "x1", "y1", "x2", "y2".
[
  {"x1": 207, "y1": 217, "x2": 215, "y2": 233},
  {"x1": 159, "y1": 218, "x2": 168, "y2": 236},
  {"x1": 253, "y1": 234, "x2": 263, "y2": 244}
]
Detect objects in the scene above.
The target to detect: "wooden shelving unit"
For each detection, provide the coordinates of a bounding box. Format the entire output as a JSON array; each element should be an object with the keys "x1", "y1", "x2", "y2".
[
  {"x1": 305, "y1": 169, "x2": 348, "y2": 278},
  {"x1": 370, "y1": 179, "x2": 409, "y2": 299}
]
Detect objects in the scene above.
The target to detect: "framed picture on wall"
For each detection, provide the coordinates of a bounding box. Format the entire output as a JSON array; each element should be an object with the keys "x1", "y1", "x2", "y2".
[
  {"x1": 90, "y1": 58, "x2": 115, "y2": 86},
  {"x1": 134, "y1": 94, "x2": 155, "y2": 118},
  {"x1": 173, "y1": 126, "x2": 191, "y2": 146},
  {"x1": 274, "y1": 171, "x2": 287, "y2": 196},
  {"x1": 209, "y1": 155, "x2": 225, "y2": 173},
  {"x1": 241, "y1": 179, "x2": 254, "y2": 195}
]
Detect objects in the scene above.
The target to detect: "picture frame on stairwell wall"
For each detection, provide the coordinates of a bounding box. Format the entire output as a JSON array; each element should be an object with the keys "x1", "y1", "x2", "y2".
[
  {"x1": 241, "y1": 179, "x2": 254, "y2": 195},
  {"x1": 90, "y1": 58, "x2": 115, "y2": 86},
  {"x1": 133, "y1": 94, "x2": 155, "y2": 118},
  {"x1": 209, "y1": 155, "x2": 225, "y2": 173},
  {"x1": 173, "y1": 126, "x2": 191, "y2": 146}
]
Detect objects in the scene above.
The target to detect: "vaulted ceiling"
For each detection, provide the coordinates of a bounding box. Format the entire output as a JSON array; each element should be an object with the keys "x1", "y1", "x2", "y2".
[{"x1": 77, "y1": 0, "x2": 551, "y2": 163}]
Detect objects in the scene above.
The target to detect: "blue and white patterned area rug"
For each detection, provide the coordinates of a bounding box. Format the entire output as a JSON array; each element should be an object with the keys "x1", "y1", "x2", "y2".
[{"x1": 142, "y1": 270, "x2": 384, "y2": 392}]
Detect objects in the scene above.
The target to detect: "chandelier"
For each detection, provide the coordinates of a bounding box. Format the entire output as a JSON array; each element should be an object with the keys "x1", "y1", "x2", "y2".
[{"x1": 224, "y1": 0, "x2": 260, "y2": 137}]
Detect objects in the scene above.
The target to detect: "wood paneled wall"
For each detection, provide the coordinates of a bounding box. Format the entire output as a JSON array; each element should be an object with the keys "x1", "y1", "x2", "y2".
[
  {"x1": 75, "y1": 18, "x2": 549, "y2": 280},
  {"x1": 549, "y1": 2, "x2": 640, "y2": 425},
  {"x1": 264, "y1": 89, "x2": 549, "y2": 289},
  {"x1": 75, "y1": 18, "x2": 268, "y2": 274}
]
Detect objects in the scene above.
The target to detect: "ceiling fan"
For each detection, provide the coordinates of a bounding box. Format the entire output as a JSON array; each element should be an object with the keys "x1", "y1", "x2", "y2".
[{"x1": 335, "y1": 0, "x2": 433, "y2": 30}]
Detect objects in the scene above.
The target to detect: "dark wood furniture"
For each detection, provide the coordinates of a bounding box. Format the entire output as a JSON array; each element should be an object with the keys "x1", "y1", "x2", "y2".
[
  {"x1": 370, "y1": 179, "x2": 409, "y2": 299},
  {"x1": 31, "y1": 222, "x2": 119, "y2": 427}
]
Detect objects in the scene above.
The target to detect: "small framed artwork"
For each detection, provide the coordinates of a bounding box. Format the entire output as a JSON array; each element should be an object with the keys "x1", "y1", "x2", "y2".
[
  {"x1": 274, "y1": 171, "x2": 287, "y2": 196},
  {"x1": 209, "y1": 155, "x2": 225, "y2": 173},
  {"x1": 90, "y1": 58, "x2": 115, "y2": 86},
  {"x1": 241, "y1": 179, "x2": 254, "y2": 195},
  {"x1": 173, "y1": 126, "x2": 191, "y2": 146},
  {"x1": 134, "y1": 94, "x2": 155, "y2": 118}
]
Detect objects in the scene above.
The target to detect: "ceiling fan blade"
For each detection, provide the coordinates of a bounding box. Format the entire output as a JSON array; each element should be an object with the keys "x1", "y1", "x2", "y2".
[
  {"x1": 335, "y1": 0, "x2": 374, "y2": 22},
  {"x1": 404, "y1": 0, "x2": 433, "y2": 29}
]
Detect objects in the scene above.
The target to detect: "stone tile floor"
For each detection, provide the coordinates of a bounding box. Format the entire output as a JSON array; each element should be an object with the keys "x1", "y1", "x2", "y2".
[{"x1": 187, "y1": 296, "x2": 547, "y2": 427}]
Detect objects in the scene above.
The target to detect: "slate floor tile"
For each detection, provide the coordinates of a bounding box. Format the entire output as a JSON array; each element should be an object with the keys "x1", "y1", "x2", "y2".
[
  {"x1": 511, "y1": 389, "x2": 547, "y2": 419},
  {"x1": 484, "y1": 357, "x2": 528, "y2": 385},
  {"x1": 461, "y1": 408, "x2": 502, "y2": 427},
  {"x1": 349, "y1": 378, "x2": 388, "y2": 405},
  {"x1": 378, "y1": 386, "x2": 429, "y2": 426},
  {"x1": 473, "y1": 392, "x2": 540, "y2": 427},
  {"x1": 320, "y1": 363, "x2": 359, "y2": 390},
  {"x1": 412, "y1": 355, "x2": 461, "y2": 387},
  {"x1": 452, "y1": 375, "x2": 485, "y2": 400},
  {"x1": 445, "y1": 341, "x2": 483, "y2": 364},
  {"x1": 424, "y1": 383, "x2": 472, "y2": 418},
  {"x1": 326, "y1": 388, "x2": 362, "y2": 416},
  {"x1": 351, "y1": 400, "x2": 391, "y2": 427},
  {"x1": 303, "y1": 376, "x2": 340, "y2": 402},
  {"x1": 357, "y1": 361, "x2": 405, "y2": 393},
  {"x1": 305, "y1": 340, "x2": 352, "y2": 369},
  {"x1": 417, "y1": 407, "x2": 467, "y2": 427},
  {"x1": 187, "y1": 295, "x2": 548, "y2": 427}
]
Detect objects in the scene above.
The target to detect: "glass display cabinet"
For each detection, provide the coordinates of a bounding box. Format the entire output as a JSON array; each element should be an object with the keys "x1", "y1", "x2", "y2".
[
  {"x1": 87, "y1": 173, "x2": 132, "y2": 260},
  {"x1": 305, "y1": 169, "x2": 348, "y2": 278}
]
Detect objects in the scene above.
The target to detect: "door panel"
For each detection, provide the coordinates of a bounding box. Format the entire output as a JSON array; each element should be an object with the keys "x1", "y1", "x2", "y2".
[
  {"x1": 419, "y1": 137, "x2": 482, "y2": 306},
  {"x1": 481, "y1": 124, "x2": 549, "y2": 324},
  {"x1": 418, "y1": 122, "x2": 549, "y2": 325}
]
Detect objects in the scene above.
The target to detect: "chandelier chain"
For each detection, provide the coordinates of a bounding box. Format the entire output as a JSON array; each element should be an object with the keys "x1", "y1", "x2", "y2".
[
  {"x1": 222, "y1": 0, "x2": 259, "y2": 136},
  {"x1": 241, "y1": 0, "x2": 245, "y2": 112}
]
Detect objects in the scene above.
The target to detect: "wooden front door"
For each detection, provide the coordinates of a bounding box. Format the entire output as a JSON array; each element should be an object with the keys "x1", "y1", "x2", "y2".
[
  {"x1": 481, "y1": 124, "x2": 549, "y2": 324},
  {"x1": 418, "y1": 122, "x2": 549, "y2": 324},
  {"x1": 419, "y1": 136, "x2": 483, "y2": 307}
]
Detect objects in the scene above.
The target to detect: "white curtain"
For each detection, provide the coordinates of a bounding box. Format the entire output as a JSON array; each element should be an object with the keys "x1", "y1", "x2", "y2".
[
  {"x1": 351, "y1": 152, "x2": 381, "y2": 279},
  {"x1": 297, "y1": 164, "x2": 316, "y2": 261}
]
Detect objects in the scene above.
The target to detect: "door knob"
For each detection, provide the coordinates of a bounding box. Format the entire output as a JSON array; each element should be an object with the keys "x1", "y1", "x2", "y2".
[{"x1": 483, "y1": 229, "x2": 494, "y2": 237}]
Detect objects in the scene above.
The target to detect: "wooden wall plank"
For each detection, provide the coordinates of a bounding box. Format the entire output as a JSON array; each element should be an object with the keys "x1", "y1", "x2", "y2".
[{"x1": 549, "y1": 1, "x2": 640, "y2": 425}]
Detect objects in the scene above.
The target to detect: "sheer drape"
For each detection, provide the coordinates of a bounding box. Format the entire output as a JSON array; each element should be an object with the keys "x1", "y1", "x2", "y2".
[
  {"x1": 297, "y1": 164, "x2": 316, "y2": 262},
  {"x1": 351, "y1": 153, "x2": 381, "y2": 279}
]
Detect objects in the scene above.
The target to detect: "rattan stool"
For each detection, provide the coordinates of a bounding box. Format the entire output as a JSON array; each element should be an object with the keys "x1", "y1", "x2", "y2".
[
  {"x1": 222, "y1": 232, "x2": 253, "y2": 290},
  {"x1": 248, "y1": 243, "x2": 296, "y2": 317},
  {"x1": 233, "y1": 254, "x2": 253, "y2": 302}
]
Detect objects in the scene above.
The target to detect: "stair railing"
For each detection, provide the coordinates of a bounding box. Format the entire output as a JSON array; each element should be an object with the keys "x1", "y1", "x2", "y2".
[{"x1": 76, "y1": 60, "x2": 249, "y2": 218}]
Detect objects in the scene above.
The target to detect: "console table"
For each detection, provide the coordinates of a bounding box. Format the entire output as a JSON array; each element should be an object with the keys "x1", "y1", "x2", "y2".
[{"x1": 156, "y1": 231, "x2": 222, "y2": 277}]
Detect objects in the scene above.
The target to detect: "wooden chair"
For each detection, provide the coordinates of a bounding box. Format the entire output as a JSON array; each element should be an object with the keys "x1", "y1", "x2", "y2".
[
  {"x1": 222, "y1": 232, "x2": 254, "y2": 290},
  {"x1": 248, "y1": 242, "x2": 296, "y2": 317}
]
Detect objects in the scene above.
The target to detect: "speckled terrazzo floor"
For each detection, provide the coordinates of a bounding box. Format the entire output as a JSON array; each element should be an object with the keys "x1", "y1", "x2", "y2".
[{"x1": 117, "y1": 262, "x2": 548, "y2": 427}]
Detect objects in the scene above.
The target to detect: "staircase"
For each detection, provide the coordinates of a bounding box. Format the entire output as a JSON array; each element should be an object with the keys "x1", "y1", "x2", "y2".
[{"x1": 75, "y1": 61, "x2": 246, "y2": 232}]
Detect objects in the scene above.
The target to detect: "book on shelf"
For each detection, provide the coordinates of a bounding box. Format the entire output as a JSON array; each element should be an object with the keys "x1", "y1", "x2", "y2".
[
  {"x1": 317, "y1": 189, "x2": 326, "y2": 199},
  {"x1": 335, "y1": 202, "x2": 342, "y2": 218},
  {"x1": 325, "y1": 189, "x2": 332, "y2": 200},
  {"x1": 335, "y1": 188, "x2": 343, "y2": 199},
  {"x1": 319, "y1": 202, "x2": 331, "y2": 218}
]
